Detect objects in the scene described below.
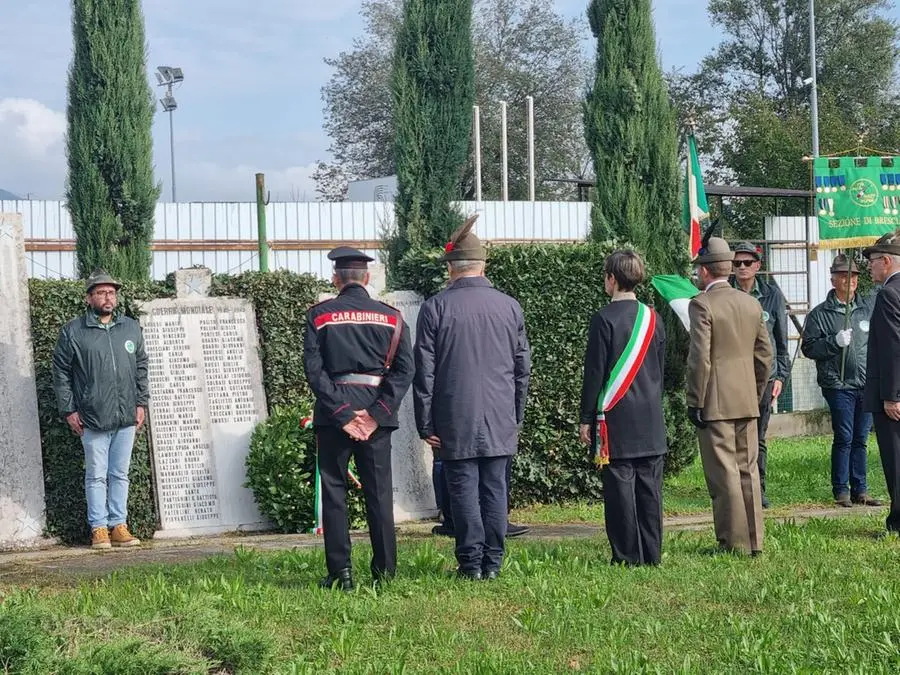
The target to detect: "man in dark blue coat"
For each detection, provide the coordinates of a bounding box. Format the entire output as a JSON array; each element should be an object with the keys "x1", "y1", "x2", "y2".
[
  {"x1": 862, "y1": 231, "x2": 900, "y2": 535},
  {"x1": 413, "y1": 216, "x2": 531, "y2": 580}
]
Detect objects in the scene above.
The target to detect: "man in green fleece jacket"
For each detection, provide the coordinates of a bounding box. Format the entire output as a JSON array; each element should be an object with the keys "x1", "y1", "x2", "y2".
[
  {"x1": 801, "y1": 255, "x2": 881, "y2": 508},
  {"x1": 52, "y1": 270, "x2": 149, "y2": 549}
]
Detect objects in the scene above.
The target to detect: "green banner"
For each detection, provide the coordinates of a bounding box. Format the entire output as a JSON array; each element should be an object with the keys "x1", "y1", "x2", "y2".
[{"x1": 814, "y1": 156, "x2": 900, "y2": 249}]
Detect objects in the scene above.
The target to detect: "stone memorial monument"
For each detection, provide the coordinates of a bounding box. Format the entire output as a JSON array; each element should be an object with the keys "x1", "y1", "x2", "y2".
[
  {"x1": 0, "y1": 213, "x2": 48, "y2": 548},
  {"x1": 381, "y1": 290, "x2": 437, "y2": 521},
  {"x1": 141, "y1": 269, "x2": 270, "y2": 537}
]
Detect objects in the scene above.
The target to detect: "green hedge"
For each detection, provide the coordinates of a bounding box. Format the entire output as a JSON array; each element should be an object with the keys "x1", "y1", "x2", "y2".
[
  {"x1": 393, "y1": 242, "x2": 697, "y2": 506},
  {"x1": 28, "y1": 271, "x2": 326, "y2": 545}
]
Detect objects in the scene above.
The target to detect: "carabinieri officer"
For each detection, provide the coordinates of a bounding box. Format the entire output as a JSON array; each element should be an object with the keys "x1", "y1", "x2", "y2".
[{"x1": 303, "y1": 246, "x2": 414, "y2": 590}]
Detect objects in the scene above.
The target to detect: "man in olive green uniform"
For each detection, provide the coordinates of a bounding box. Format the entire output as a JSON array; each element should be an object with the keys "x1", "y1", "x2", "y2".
[{"x1": 687, "y1": 239, "x2": 773, "y2": 554}]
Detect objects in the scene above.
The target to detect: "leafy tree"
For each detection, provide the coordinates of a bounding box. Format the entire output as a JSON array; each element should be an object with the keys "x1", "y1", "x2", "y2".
[
  {"x1": 388, "y1": 0, "x2": 475, "y2": 275},
  {"x1": 311, "y1": 161, "x2": 349, "y2": 202},
  {"x1": 319, "y1": 0, "x2": 589, "y2": 201},
  {"x1": 66, "y1": 0, "x2": 160, "y2": 281},
  {"x1": 668, "y1": 0, "x2": 900, "y2": 237}
]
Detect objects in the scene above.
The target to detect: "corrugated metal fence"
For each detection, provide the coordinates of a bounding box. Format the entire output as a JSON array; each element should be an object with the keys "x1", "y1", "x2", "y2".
[{"x1": 3, "y1": 200, "x2": 591, "y2": 280}]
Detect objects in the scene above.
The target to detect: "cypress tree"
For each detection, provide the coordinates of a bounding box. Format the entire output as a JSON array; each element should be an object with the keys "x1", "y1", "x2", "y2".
[
  {"x1": 66, "y1": 0, "x2": 160, "y2": 281},
  {"x1": 388, "y1": 0, "x2": 475, "y2": 281},
  {"x1": 584, "y1": 0, "x2": 695, "y2": 474},
  {"x1": 584, "y1": 0, "x2": 682, "y2": 265}
]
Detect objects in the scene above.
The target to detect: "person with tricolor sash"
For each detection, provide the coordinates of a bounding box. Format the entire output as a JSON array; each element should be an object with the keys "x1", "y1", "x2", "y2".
[{"x1": 578, "y1": 251, "x2": 668, "y2": 566}]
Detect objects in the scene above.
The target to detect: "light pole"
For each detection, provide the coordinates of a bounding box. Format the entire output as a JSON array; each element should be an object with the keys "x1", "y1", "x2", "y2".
[
  {"x1": 808, "y1": 0, "x2": 819, "y2": 157},
  {"x1": 156, "y1": 66, "x2": 184, "y2": 201}
]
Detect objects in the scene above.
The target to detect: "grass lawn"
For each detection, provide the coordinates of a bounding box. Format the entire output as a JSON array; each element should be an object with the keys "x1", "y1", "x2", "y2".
[
  {"x1": 2, "y1": 516, "x2": 900, "y2": 673},
  {"x1": 513, "y1": 434, "x2": 890, "y2": 524}
]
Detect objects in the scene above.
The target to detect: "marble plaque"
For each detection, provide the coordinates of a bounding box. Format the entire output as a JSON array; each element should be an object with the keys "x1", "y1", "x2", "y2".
[
  {"x1": 175, "y1": 267, "x2": 213, "y2": 298},
  {"x1": 382, "y1": 291, "x2": 438, "y2": 521},
  {"x1": 0, "y1": 213, "x2": 48, "y2": 548},
  {"x1": 140, "y1": 298, "x2": 270, "y2": 538}
]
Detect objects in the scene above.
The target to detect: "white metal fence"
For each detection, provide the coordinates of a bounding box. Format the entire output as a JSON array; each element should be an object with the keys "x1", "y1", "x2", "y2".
[{"x1": 3, "y1": 199, "x2": 591, "y2": 281}]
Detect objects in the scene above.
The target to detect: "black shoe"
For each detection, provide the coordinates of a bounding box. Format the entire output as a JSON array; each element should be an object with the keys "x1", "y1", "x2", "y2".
[
  {"x1": 431, "y1": 524, "x2": 455, "y2": 537},
  {"x1": 835, "y1": 493, "x2": 852, "y2": 508},
  {"x1": 455, "y1": 568, "x2": 482, "y2": 581},
  {"x1": 506, "y1": 522, "x2": 530, "y2": 538},
  {"x1": 852, "y1": 494, "x2": 883, "y2": 507},
  {"x1": 482, "y1": 569, "x2": 500, "y2": 580},
  {"x1": 318, "y1": 568, "x2": 354, "y2": 592},
  {"x1": 761, "y1": 495, "x2": 770, "y2": 509}
]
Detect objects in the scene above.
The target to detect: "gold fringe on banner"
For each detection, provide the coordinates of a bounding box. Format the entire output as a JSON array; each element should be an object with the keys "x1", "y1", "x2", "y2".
[{"x1": 818, "y1": 237, "x2": 881, "y2": 250}]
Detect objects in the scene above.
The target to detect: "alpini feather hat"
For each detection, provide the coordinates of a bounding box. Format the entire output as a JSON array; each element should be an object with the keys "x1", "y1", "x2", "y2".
[{"x1": 440, "y1": 214, "x2": 486, "y2": 262}]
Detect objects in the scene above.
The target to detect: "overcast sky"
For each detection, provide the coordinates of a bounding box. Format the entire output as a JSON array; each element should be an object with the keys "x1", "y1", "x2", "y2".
[{"x1": 0, "y1": 1, "x2": 787, "y2": 201}]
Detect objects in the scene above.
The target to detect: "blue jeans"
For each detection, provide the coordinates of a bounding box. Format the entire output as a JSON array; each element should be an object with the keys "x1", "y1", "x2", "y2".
[
  {"x1": 822, "y1": 389, "x2": 871, "y2": 498},
  {"x1": 81, "y1": 426, "x2": 136, "y2": 529}
]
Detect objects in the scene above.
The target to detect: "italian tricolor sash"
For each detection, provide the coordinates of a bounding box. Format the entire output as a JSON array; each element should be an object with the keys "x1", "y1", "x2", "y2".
[{"x1": 593, "y1": 302, "x2": 657, "y2": 468}]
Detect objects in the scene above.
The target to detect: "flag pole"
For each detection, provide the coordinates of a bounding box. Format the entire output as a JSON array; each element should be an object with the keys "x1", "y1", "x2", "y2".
[{"x1": 840, "y1": 249, "x2": 852, "y2": 381}]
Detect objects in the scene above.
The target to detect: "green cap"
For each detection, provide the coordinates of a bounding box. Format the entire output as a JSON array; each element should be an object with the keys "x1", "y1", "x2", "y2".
[
  {"x1": 85, "y1": 269, "x2": 121, "y2": 293},
  {"x1": 441, "y1": 214, "x2": 486, "y2": 262}
]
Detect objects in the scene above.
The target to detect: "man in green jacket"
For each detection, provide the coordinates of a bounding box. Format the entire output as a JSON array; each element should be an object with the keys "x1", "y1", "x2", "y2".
[
  {"x1": 731, "y1": 242, "x2": 790, "y2": 508},
  {"x1": 52, "y1": 270, "x2": 149, "y2": 549},
  {"x1": 801, "y1": 255, "x2": 881, "y2": 507}
]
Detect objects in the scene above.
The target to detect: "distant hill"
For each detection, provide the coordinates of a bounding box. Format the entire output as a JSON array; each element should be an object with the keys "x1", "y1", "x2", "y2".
[{"x1": 0, "y1": 188, "x2": 22, "y2": 200}]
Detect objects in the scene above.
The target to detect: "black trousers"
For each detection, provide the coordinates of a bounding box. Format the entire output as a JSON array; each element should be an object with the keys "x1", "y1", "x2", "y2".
[
  {"x1": 757, "y1": 380, "x2": 775, "y2": 497},
  {"x1": 316, "y1": 426, "x2": 396, "y2": 577},
  {"x1": 874, "y1": 412, "x2": 900, "y2": 532},
  {"x1": 443, "y1": 456, "x2": 509, "y2": 574},
  {"x1": 601, "y1": 455, "x2": 665, "y2": 566},
  {"x1": 438, "y1": 455, "x2": 514, "y2": 531}
]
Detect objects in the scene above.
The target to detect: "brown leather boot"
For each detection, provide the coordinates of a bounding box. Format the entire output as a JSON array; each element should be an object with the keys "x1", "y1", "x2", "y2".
[
  {"x1": 835, "y1": 493, "x2": 852, "y2": 508},
  {"x1": 109, "y1": 524, "x2": 141, "y2": 547},
  {"x1": 91, "y1": 527, "x2": 112, "y2": 550}
]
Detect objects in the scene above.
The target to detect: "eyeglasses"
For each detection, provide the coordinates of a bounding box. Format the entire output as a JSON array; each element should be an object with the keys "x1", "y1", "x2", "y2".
[
  {"x1": 867, "y1": 255, "x2": 887, "y2": 266},
  {"x1": 733, "y1": 260, "x2": 757, "y2": 268},
  {"x1": 92, "y1": 290, "x2": 117, "y2": 298}
]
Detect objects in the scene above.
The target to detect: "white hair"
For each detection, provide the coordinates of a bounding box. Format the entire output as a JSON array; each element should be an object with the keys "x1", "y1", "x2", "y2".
[
  {"x1": 334, "y1": 268, "x2": 367, "y2": 284},
  {"x1": 448, "y1": 260, "x2": 484, "y2": 274}
]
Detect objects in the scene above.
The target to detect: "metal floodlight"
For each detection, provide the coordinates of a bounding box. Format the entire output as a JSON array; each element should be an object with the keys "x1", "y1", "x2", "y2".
[
  {"x1": 160, "y1": 95, "x2": 178, "y2": 112},
  {"x1": 155, "y1": 72, "x2": 165, "y2": 86},
  {"x1": 171, "y1": 67, "x2": 184, "y2": 83},
  {"x1": 157, "y1": 65, "x2": 173, "y2": 83}
]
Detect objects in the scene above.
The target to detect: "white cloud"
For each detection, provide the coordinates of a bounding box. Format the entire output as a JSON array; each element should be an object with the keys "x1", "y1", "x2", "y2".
[
  {"x1": 0, "y1": 98, "x2": 66, "y2": 198},
  {"x1": 0, "y1": 98, "x2": 65, "y2": 157}
]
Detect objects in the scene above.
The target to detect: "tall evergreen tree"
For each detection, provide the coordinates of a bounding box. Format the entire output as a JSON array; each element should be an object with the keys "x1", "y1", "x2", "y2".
[
  {"x1": 388, "y1": 0, "x2": 475, "y2": 278},
  {"x1": 584, "y1": 0, "x2": 682, "y2": 266},
  {"x1": 584, "y1": 0, "x2": 695, "y2": 474},
  {"x1": 66, "y1": 0, "x2": 160, "y2": 281}
]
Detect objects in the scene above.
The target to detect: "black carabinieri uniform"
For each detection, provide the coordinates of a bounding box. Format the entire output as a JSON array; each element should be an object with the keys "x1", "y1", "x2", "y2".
[{"x1": 303, "y1": 282, "x2": 414, "y2": 579}]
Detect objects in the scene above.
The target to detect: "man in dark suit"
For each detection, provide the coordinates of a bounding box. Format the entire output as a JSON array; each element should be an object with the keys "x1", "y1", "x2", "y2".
[
  {"x1": 579, "y1": 250, "x2": 667, "y2": 566},
  {"x1": 414, "y1": 216, "x2": 531, "y2": 580},
  {"x1": 303, "y1": 247, "x2": 415, "y2": 591},
  {"x1": 862, "y1": 230, "x2": 900, "y2": 534}
]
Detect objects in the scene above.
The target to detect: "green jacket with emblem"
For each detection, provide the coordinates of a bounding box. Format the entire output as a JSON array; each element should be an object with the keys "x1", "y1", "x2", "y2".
[
  {"x1": 731, "y1": 276, "x2": 790, "y2": 383},
  {"x1": 52, "y1": 311, "x2": 149, "y2": 431},
  {"x1": 800, "y1": 290, "x2": 874, "y2": 391}
]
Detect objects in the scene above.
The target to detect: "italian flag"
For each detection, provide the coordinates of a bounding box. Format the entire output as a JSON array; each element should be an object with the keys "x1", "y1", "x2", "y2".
[
  {"x1": 682, "y1": 134, "x2": 709, "y2": 257},
  {"x1": 650, "y1": 275, "x2": 699, "y2": 332}
]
